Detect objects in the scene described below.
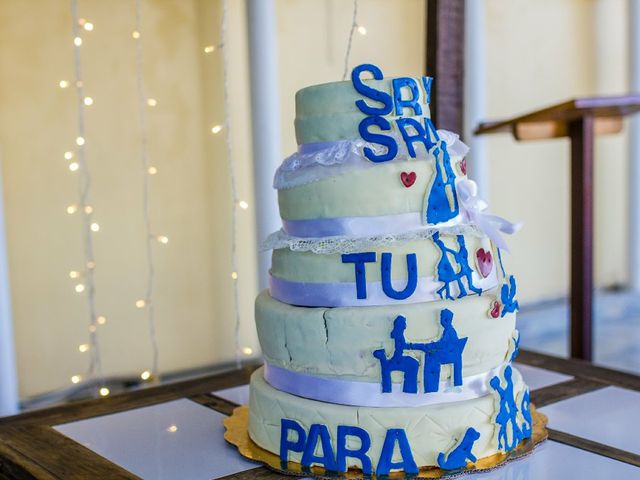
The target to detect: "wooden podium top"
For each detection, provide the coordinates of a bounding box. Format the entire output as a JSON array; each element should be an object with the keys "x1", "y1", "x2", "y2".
[{"x1": 475, "y1": 95, "x2": 640, "y2": 141}]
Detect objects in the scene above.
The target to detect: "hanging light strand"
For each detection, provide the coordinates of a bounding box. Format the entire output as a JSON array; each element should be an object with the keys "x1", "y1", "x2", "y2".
[
  {"x1": 133, "y1": 0, "x2": 160, "y2": 379},
  {"x1": 341, "y1": 0, "x2": 359, "y2": 80},
  {"x1": 70, "y1": 0, "x2": 103, "y2": 386},
  {"x1": 220, "y1": 0, "x2": 242, "y2": 368}
]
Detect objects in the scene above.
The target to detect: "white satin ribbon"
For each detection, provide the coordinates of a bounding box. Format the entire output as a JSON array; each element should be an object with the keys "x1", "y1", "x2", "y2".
[
  {"x1": 269, "y1": 267, "x2": 498, "y2": 307},
  {"x1": 282, "y1": 212, "x2": 463, "y2": 238},
  {"x1": 457, "y1": 179, "x2": 522, "y2": 252},
  {"x1": 263, "y1": 363, "x2": 505, "y2": 407}
]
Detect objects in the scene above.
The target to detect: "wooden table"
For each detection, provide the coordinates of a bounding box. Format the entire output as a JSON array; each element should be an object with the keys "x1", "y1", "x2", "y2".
[
  {"x1": 476, "y1": 96, "x2": 640, "y2": 361},
  {"x1": 0, "y1": 350, "x2": 639, "y2": 479}
]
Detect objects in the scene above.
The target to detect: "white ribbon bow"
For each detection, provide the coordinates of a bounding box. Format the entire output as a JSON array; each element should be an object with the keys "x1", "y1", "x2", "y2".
[{"x1": 457, "y1": 179, "x2": 522, "y2": 252}]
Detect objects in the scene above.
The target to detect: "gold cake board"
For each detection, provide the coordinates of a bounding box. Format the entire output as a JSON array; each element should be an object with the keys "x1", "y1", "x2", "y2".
[{"x1": 224, "y1": 405, "x2": 548, "y2": 479}]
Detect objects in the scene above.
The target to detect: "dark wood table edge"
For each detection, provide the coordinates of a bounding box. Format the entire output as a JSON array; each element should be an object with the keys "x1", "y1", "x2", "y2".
[{"x1": 2, "y1": 351, "x2": 640, "y2": 479}]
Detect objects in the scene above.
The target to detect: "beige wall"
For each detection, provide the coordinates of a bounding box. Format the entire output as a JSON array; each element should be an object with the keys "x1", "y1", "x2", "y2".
[
  {"x1": 0, "y1": 0, "x2": 630, "y2": 399},
  {"x1": 484, "y1": 0, "x2": 629, "y2": 302}
]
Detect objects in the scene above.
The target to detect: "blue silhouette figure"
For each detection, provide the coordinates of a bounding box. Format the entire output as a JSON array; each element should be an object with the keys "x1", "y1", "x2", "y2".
[
  {"x1": 501, "y1": 276, "x2": 519, "y2": 317},
  {"x1": 510, "y1": 331, "x2": 520, "y2": 363},
  {"x1": 490, "y1": 366, "x2": 528, "y2": 452},
  {"x1": 437, "y1": 427, "x2": 480, "y2": 470},
  {"x1": 374, "y1": 310, "x2": 468, "y2": 394},
  {"x1": 373, "y1": 316, "x2": 419, "y2": 394},
  {"x1": 410, "y1": 309, "x2": 468, "y2": 392},
  {"x1": 433, "y1": 233, "x2": 482, "y2": 300},
  {"x1": 426, "y1": 142, "x2": 459, "y2": 225},
  {"x1": 520, "y1": 389, "x2": 532, "y2": 438}
]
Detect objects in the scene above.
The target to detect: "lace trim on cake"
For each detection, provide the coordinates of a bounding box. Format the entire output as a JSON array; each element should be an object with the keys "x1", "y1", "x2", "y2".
[
  {"x1": 273, "y1": 129, "x2": 469, "y2": 190},
  {"x1": 261, "y1": 224, "x2": 482, "y2": 254}
]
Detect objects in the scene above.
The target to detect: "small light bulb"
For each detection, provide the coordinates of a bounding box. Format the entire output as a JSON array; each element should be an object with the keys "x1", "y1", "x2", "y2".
[
  {"x1": 99, "y1": 387, "x2": 110, "y2": 397},
  {"x1": 89, "y1": 325, "x2": 97, "y2": 333},
  {"x1": 76, "y1": 80, "x2": 84, "y2": 88},
  {"x1": 83, "y1": 22, "x2": 94, "y2": 31},
  {"x1": 71, "y1": 375, "x2": 81, "y2": 384},
  {"x1": 78, "y1": 343, "x2": 90, "y2": 353},
  {"x1": 136, "y1": 299, "x2": 146, "y2": 308},
  {"x1": 97, "y1": 315, "x2": 107, "y2": 325},
  {"x1": 167, "y1": 425, "x2": 178, "y2": 433},
  {"x1": 357, "y1": 25, "x2": 367, "y2": 35},
  {"x1": 74, "y1": 36, "x2": 83, "y2": 46},
  {"x1": 132, "y1": 30, "x2": 141, "y2": 39},
  {"x1": 67, "y1": 205, "x2": 78, "y2": 214},
  {"x1": 75, "y1": 283, "x2": 85, "y2": 293},
  {"x1": 157, "y1": 235, "x2": 169, "y2": 244},
  {"x1": 69, "y1": 162, "x2": 80, "y2": 172},
  {"x1": 147, "y1": 166, "x2": 158, "y2": 175},
  {"x1": 238, "y1": 200, "x2": 249, "y2": 210},
  {"x1": 242, "y1": 346, "x2": 253, "y2": 356},
  {"x1": 59, "y1": 80, "x2": 70, "y2": 89},
  {"x1": 69, "y1": 270, "x2": 80, "y2": 279},
  {"x1": 146, "y1": 98, "x2": 157, "y2": 107},
  {"x1": 140, "y1": 370, "x2": 151, "y2": 380},
  {"x1": 90, "y1": 222, "x2": 100, "y2": 232},
  {"x1": 231, "y1": 271, "x2": 238, "y2": 280},
  {"x1": 83, "y1": 96, "x2": 94, "y2": 106},
  {"x1": 64, "y1": 151, "x2": 74, "y2": 160},
  {"x1": 211, "y1": 125, "x2": 223, "y2": 134},
  {"x1": 87, "y1": 261, "x2": 96, "y2": 270},
  {"x1": 78, "y1": 18, "x2": 86, "y2": 25},
  {"x1": 84, "y1": 205, "x2": 93, "y2": 214},
  {"x1": 76, "y1": 136, "x2": 85, "y2": 146}
]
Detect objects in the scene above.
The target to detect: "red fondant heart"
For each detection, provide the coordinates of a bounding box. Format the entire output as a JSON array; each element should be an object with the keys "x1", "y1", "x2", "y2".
[
  {"x1": 476, "y1": 248, "x2": 493, "y2": 278},
  {"x1": 490, "y1": 301, "x2": 501, "y2": 318},
  {"x1": 400, "y1": 171, "x2": 417, "y2": 188},
  {"x1": 460, "y1": 158, "x2": 467, "y2": 175}
]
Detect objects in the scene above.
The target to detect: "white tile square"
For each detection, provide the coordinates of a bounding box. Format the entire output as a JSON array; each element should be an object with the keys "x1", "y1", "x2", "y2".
[
  {"x1": 515, "y1": 363, "x2": 573, "y2": 391},
  {"x1": 54, "y1": 399, "x2": 256, "y2": 480},
  {"x1": 213, "y1": 385, "x2": 250, "y2": 406},
  {"x1": 540, "y1": 386, "x2": 640, "y2": 455},
  {"x1": 472, "y1": 440, "x2": 640, "y2": 479}
]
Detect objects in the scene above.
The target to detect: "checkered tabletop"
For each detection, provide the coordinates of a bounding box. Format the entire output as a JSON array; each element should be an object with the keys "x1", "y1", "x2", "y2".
[{"x1": 44, "y1": 357, "x2": 640, "y2": 480}]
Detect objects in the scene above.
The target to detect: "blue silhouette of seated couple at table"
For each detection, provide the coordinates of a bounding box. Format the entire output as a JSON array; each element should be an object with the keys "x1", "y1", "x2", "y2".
[
  {"x1": 432, "y1": 232, "x2": 482, "y2": 301},
  {"x1": 373, "y1": 309, "x2": 468, "y2": 394}
]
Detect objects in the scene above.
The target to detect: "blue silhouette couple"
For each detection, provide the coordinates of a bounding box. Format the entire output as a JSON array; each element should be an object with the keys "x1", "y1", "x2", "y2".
[
  {"x1": 432, "y1": 232, "x2": 482, "y2": 301},
  {"x1": 373, "y1": 309, "x2": 468, "y2": 394}
]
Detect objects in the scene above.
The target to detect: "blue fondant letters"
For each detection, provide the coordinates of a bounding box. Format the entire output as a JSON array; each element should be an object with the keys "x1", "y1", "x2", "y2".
[
  {"x1": 377, "y1": 429, "x2": 419, "y2": 476},
  {"x1": 351, "y1": 64, "x2": 393, "y2": 115},
  {"x1": 336, "y1": 426, "x2": 373, "y2": 475},
  {"x1": 381, "y1": 252, "x2": 418, "y2": 300},
  {"x1": 301, "y1": 424, "x2": 338, "y2": 472},
  {"x1": 392, "y1": 77, "x2": 422, "y2": 116},
  {"x1": 358, "y1": 116, "x2": 398, "y2": 162},
  {"x1": 280, "y1": 420, "x2": 419, "y2": 474},
  {"x1": 341, "y1": 252, "x2": 376, "y2": 299}
]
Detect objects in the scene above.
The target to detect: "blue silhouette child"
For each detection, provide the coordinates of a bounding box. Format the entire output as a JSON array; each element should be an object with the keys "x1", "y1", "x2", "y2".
[
  {"x1": 501, "y1": 275, "x2": 520, "y2": 317},
  {"x1": 437, "y1": 427, "x2": 480, "y2": 470},
  {"x1": 373, "y1": 316, "x2": 419, "y2": 393}
]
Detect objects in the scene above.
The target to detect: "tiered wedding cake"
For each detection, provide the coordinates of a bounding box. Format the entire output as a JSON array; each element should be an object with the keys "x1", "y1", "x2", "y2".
[{"x1": 247, "y1": 64, "x2": 531, "y2": 475}]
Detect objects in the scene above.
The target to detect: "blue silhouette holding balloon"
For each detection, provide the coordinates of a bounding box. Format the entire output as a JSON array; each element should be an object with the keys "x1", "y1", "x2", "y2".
[
  {"x1": 432, "y1": 232, "x2": 482, "y2": 300},
  {"x1": 374, "y1": 309, "x2": 467, "y2": 394}
]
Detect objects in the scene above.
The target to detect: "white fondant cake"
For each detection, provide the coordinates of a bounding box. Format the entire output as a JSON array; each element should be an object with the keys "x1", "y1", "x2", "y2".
[{"x1": 247, "y1": 64, "x2": 529, "y2": 475}]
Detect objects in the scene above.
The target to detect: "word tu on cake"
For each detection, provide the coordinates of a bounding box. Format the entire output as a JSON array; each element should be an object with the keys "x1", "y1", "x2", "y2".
[{"x1": 352, "y1": 63, "x2": 438, "y2": 163}]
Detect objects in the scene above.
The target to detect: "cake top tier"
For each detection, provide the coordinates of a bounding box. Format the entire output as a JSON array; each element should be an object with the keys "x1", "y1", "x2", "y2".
[{"x1": 295, "y1": 64, "x2": 433, "y2": 147}]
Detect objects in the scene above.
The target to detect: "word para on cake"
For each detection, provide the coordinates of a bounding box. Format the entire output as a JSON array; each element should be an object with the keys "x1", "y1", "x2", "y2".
[
  {"x1": 352, "y1": 63, "x2": 438, "y2": 163},
  {"x1": 280, "y1": 419, "x2": 418, "y2": 475}
]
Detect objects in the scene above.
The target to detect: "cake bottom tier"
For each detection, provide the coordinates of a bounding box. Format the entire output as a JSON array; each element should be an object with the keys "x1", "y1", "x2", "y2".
[{"x1": 248, "y1": 366, "x2": 530, "y2": 474}]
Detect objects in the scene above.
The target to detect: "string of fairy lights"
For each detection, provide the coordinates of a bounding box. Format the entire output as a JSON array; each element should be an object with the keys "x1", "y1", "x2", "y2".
[{"x1": 59, "y1": 0, "x2": 364, "y2": 397}]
